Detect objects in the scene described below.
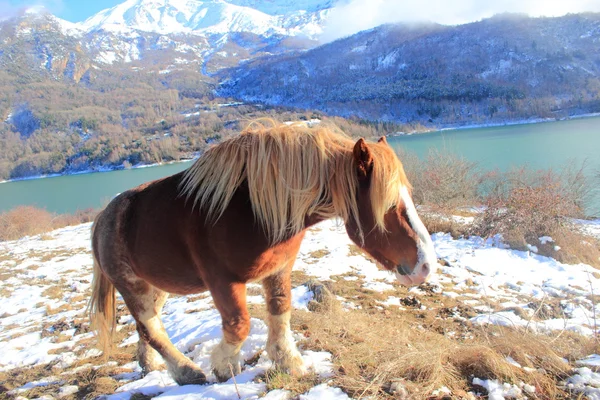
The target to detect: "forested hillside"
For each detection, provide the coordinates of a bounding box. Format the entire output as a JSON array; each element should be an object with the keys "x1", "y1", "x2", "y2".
[
  {"x1": 221, "y1": 13, "x2": 600, "y2": 125},
  {"x1": 0, "y1": 11, "x2": 321, "y2": 180}
]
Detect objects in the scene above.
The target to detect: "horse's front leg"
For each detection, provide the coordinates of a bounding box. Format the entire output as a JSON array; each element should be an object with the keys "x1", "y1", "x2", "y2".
[
  {"x1": 262, "y1": 266, "x2": 306, "y2": 375},
  {"x1": 210, "y1": 280, "x2": 250, "y2": 382}
]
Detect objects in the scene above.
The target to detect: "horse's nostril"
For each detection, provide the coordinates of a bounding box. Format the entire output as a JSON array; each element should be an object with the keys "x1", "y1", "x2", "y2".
[{"x1": 422, "y1": 263, "x2": 430, "y2": 274}]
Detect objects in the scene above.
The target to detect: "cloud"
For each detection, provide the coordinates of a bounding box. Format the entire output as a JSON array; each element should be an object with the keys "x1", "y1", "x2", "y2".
[
  {"x1": 0, "y1": 0, "x2": 64, "y2": 20},
  {"x1": 320, "y1": 0, "x2": 600, "y2": 42}
]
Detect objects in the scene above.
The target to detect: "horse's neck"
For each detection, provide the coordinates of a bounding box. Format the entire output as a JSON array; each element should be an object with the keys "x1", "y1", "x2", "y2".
[{"x1": 303, "y1": 213, "x2": 328, "y2": 230}]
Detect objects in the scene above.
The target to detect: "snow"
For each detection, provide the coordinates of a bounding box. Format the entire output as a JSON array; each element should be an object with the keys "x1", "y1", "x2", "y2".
[
  {"x1": 291, "y1": 285, "x2": 314, "y2": 310},
  {"x1": 577, "y1": 354, "x2": 600, "y2": 367},
  {"x1": 472, "y1": 378, "x2": 524, "y2": 399},
  {"x1": 539, "y1": 236, "x2": 554, "y2": 244},
  {"x1": 2, "y1": 217, "x2": 600, "y2": 398},
  {"x1": 299, "y1": 384, "x2": 351, "y2": 399},
  {"x1": 566, "y1": 368, "x2": 600, "y2": 399},
  {"x1": 76, "y1": 0, "x2": 331, "y2": 40},
  {"x1": 575, "y1": 218, "x2": 600, "y2": 239}
]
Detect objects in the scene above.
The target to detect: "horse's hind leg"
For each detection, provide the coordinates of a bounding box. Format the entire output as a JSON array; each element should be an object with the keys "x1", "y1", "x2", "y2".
[
  {"x1": 119, "y1": 282, "x2": 207, "y2": 385},
  {"x1": 136, "y1": 290, "x2": 168, "y2": 374},
  {"x1": 262, "y1": 266, "x2": 306, "y2": 375}
]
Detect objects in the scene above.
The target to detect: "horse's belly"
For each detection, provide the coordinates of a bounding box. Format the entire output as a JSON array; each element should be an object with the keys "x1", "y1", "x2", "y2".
[
  {"x1": 130, "y1": 252, "x2": 207, "y2": 295},
  {"x1": 136, "y1": 267, "x2": 207, "y2": 295}
]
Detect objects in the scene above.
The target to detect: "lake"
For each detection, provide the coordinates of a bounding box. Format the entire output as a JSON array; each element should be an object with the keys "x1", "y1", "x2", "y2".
[{"x1": 1, "y1": 116, "x2": 599, "y2": 215}]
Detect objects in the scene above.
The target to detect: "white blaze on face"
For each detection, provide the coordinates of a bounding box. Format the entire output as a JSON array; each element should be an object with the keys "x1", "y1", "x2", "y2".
[{"x1": 397, "y1": 186, "x2": 438, "y2": 285}]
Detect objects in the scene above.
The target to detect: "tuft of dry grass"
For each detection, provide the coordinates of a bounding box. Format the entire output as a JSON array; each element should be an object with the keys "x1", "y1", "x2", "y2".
[
  {"x1": 42, "y1": 285, "x2": 65, "y2": 301},
  {"x1": 308, "y1": 249, "x2": 330, "y2": 259},
  {"x1": 548, "y1": 229, "x2": 600, "y2": 269},
  {"x1": 420, "y1": 213, "x2": 471, "y2": 239},
  {"x1": 45, "y1": 303, "x2": 74, "y2": 316},
  {"x1": 262, "y1": 370, "x2": 321, "y2": 395},
  {"x1": 73, "y1": 368, "x2": 120, "y2": 399}
]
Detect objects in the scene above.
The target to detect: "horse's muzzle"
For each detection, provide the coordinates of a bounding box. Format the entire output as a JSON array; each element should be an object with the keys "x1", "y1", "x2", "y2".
[{"x1": 395, "y1": 263, "x2": 431, "y2": 286}]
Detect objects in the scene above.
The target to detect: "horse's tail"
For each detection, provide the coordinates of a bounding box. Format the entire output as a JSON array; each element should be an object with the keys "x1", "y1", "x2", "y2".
[{"x1": 88, "y1": 215, "x2": 116, "y2": 358}]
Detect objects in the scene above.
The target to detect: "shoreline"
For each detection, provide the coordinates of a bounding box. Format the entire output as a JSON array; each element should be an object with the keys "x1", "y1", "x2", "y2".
[
  {"x1": 389, "y1": 112, "x2": 600, "y2": 136},
  {"x1": 2, "y1": 112, "x2": 600, "y2": 183},
  {"x1": 0, "y1": 158, "x2": 196, "y2": 185}
]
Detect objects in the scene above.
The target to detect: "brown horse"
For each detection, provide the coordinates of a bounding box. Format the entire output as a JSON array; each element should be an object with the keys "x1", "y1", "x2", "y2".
[{"x1": 89, "y1": 122, "x2": 437, "y2": 385}]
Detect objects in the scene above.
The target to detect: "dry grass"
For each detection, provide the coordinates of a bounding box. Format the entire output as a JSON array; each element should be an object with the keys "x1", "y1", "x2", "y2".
[
  {"x1": 262, "y1": 370, "x2": 321, "y2": 395},
  {"x1": 0, "y1": 206, "x2": 97, "y2": 242},
  {"x1": 0, "y1": 327, "x2": 138, "y2": 400},
  {"x1": 42, "y1": 285, "x2": 65, "y2": 301},
  {"x1": 548, "y1": 230, "x2": 600, "y2": 269},
  {"x1": 308, "y1": 249, "x2": 330, "y2": 259},
  {"x1": 285, "y1": 279, "x2": 587, "y2": 399},
  {"x1": 400, "y1": 149, "x2": 598, "y2": 270},
  {"x1": 347, "y1": 244, "x2": 364, "y2": 257},
  {"x1": 45, "y1": 303, "x2": 74, "y2": 316},
  {"x1": 420, "y1": 213, "x2": 471, "y2": 239}
]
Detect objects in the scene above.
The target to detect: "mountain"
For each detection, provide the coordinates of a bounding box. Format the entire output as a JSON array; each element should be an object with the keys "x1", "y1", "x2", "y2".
[
  {"x1": 0, "y1": 11, "x2": 91, "y2": 81},
  {"x1": 220, "y1": 13, "x2": 600, "y2": 126},
  {"x1": 78, "y1": 0, "x2": 331, "y2": 38},
  {"x1": 71, "y1": 0, "x2": 331, "y2": 68},
  {"x1": 2, "y1": 4, "x2": 600, "y2": 180},
  {"x1": 0, "y1": 0, "x2": 329, "y2": 77}
]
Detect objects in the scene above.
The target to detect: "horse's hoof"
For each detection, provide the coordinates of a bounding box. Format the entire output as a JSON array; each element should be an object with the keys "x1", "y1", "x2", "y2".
[
  {"x1": 275, "y1": 353, "x2": 307, "y2": 376},
  {"x1": 173, "y1": 365, "x2": 207, "y2": 385},
  {"x1": 213, "y1": 362, "x2": 241, "y2": 382},
  {"x1": 288, "y1": 356, "x2": 307, "y2": 376}
]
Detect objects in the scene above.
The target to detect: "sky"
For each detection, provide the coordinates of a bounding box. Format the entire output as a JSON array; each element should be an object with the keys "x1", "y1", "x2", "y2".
[
  {"x1": 2, "y1": 0, "x2": 122, "y2": 22},
  {"x1": 2, "y1": 0, "x2": 600, "y2": 33},
  {"x1": 321, "y1": 0, "x2": 600, "y2": 41}
]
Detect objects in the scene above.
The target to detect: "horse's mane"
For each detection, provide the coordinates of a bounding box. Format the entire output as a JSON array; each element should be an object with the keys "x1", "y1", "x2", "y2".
[{"x1": 180, "y1": 121, "x2": 409, "y2": 243}]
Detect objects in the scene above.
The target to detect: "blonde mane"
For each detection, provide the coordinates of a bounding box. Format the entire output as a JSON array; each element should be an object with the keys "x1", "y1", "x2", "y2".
[{"x1": 180, "y1": 122, "x2": 410, "y2": 243}]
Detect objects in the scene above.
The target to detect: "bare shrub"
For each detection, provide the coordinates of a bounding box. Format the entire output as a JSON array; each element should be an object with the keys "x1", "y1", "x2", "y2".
[
  {"x1": 0, "y1": 206, "x2": 54, "y2": 241},
  {"x1": 398, "y1": 148, "x2": 480, "y2": 212},
  {"x1": 0, "y1": 206, "x2": 98, "y2": 241},
  {"x1": 475, "y1": 167, "x2": 587, "y2": 246},
  {"x1": 52, "y1": 207, "x2": 97, "y2": 228}
]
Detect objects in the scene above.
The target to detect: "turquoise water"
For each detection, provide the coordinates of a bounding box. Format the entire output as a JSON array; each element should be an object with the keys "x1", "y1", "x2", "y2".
[
  {"x1": 0, "y1": 163, "x2": 191, "y2": 214},
  {"x1": 0, "y1": 116, "x2": 598, "y2": 215},
  {"x1": 387, "y1": 117, "x2": 600, "y2": 214},
  {"x1": 387, "y1": 117, "x2": 600, "y2": 172}
]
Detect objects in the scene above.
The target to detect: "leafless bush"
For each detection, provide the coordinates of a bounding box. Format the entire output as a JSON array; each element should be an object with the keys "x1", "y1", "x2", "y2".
[
  {"x1": 474, "y1": 167, "x2": 588, "y2": 248},
  {"x1": 398, "y1": 148, "x2": 481, "y2": 212},
  {"x1": 0, "y1": 206, "x2": 98, "y2": 241},
  {"x1": 0, "y1": 206, "x2": 54, "y2": 241}
]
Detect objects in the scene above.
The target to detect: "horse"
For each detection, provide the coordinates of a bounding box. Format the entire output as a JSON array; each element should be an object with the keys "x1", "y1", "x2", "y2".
[{"x1": 89, "y1": 122, "x2": 437, "y2": 385}]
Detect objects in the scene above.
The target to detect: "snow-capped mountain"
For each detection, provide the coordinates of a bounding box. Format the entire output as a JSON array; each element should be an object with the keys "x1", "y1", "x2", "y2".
[
  {"x1": 4, "y1": 7, "x2": 83, "y2": 36},
  {"x1": 0, "y1": 0, "x2": 332, "y2": 76},
  {"x1": 78, "y1": 0, "x2": 332, "y2": 38}
]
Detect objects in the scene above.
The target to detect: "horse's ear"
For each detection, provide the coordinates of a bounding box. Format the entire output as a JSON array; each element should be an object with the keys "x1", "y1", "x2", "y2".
[
  {"x1": 378, "y1": 136, "x2": 388, "y2": 145},
  {"x1": 353, "y1": 138, "x2": 374, "y2": 180}
]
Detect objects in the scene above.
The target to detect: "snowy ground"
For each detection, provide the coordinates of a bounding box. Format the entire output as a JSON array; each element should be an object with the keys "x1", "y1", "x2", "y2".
[{"x1": 1, "y1": 220, "x2": 600, "y2": 399}]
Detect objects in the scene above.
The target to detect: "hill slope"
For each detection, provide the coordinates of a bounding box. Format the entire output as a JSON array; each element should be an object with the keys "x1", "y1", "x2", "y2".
[{"x1": 1, "y1": 219, "x2": 600, "y2": 398}]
